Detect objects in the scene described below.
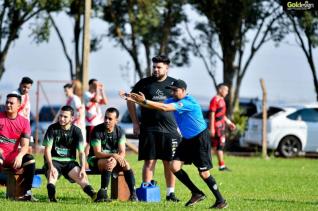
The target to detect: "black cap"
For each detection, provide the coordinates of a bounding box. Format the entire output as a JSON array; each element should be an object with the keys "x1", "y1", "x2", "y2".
[{"x1": 165, "y1": 79, "x2": 187, "y2": 90}]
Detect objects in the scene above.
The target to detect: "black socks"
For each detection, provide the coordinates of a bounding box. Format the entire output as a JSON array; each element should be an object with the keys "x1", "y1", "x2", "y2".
[
  {"x1": 47, "y1": 183, "x2": 56, "y2": 200},
  {"x1": 101, "y1": 171, "x2": 112, "y2": 189},
  {"x1": 83, "y1": 185, "x2": 96, "y2": 198},
  {"x1": 173, "y1": 169, "x2": 202, "y2": 194},
  {"x1": 204, "y1": 175, "x2": 224, "y2": 202},
  {"x1": 123, "y1": 169, "x2": 136, "y2": 194}
]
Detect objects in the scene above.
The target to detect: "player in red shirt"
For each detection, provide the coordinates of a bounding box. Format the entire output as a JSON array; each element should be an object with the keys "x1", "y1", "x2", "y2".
[
  {"x1": 209, "y1": 84, "x2": 236, "y2": 171},
  {"x1": 0, "y1": 93, "x2": 37, "y2": 201}
]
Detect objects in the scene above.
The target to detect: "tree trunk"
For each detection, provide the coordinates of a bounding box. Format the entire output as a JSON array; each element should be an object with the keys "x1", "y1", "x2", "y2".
[
  {"x1": 74, "y1": 13, "x2": 82, "y2": 80},
  {"x1": 222, "y1": 47, "x2": 236, "y2": 116},
  {"x1": 307, "y1": 57, "x2": 318, "y2": 101}
]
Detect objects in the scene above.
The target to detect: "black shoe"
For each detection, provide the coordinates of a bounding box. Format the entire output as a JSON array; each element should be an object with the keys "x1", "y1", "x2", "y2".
[
  {"x1": 94, "y1": 188, "x2": 110, "y2": 202},
  {"x1": 16, "y1": 194, "x2": 39, "y2": 202},
  {"x1": 210, "y1": 200, "x2": 228, "y2": 209},
  {"x1": 129, "y1": 193, "x2": 138, "y2": 202},
  {"x1": 185, "y1": 192, "x2": 206, "y2": 207},
  {"x1": 166, "y1": 192, "x2": 180, "y2": 202},
  {"x1": 49, "y1": 197, "x2": 57, "y2": 202},
  {"x1": 219, "y1": 166, "x2": 231, "y2": 172}
]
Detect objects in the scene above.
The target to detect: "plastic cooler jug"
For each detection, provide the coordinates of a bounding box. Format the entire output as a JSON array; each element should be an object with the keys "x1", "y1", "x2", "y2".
[{"x1": 136, "y1": 181, "x2": 160, "y2": 202}]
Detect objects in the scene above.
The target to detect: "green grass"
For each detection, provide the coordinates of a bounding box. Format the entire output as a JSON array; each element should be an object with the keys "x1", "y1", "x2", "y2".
[{"x1": 0, "y1": 153, "x2": 317, "y2": 210}]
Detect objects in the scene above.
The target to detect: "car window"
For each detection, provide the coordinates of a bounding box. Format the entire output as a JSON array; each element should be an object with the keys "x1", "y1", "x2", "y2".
[
  {"x1": 288, "y1": 108, "x2": 318, "y2": 122},
  {"x1": 252, "y1": 107, "x2": 284, "y2": 119}
]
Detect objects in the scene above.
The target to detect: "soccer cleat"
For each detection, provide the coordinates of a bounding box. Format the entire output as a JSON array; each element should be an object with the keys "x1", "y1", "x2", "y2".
[
  {"x1": 49, "y1": 197, "x2": 57, "y2": 202},
  {"x1": 219, "y1": 166, "x2": 231, "y2": 172},
  {"x1": 210, "y1": 200, "x2": 228, "y2": 209},
  {"x1": 185, "y1": 192, "x2": 206, "y2": 207},
  {"x1": 94, "y1": 188, "x2": 111, "y2": 202},
  {"x1": 166, "y1": 192, "x2": 180, "y2": 202},
  {"x1": 16, "y1": 194, "x2": 39, "y2": 202},
  {"x1": 129, "y1": 193, "x2": 139, "y2": 202}
]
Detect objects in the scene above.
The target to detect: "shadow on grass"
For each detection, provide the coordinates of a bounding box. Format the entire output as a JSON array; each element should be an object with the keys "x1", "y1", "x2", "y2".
[{"x1": 243, "y1": 197, "x2": 318, "y2": 206}]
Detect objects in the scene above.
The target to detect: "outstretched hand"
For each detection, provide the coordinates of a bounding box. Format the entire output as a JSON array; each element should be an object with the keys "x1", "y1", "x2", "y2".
[
  {"x1": 119, "y1": 90, "x2": 136, "y2": 103},
  {"x1": 130, "y1": 92, "x2": 146, "y2": 103}
]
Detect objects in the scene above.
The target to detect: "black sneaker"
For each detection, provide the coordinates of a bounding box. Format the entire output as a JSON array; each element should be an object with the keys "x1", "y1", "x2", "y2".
[
  {"x1": 166, "y1": 192, "x2": 180, "y2": 202},
  {"x1": 16, "y1": 194, "x2": 39, "y2": 202},
  {"x1": 129, "y1": 193, "x2": 139, "y2": 202},
  {"x1": 94, "y1": 188, "x2": 110, "y2": 202},
  {"x1": 210, "y1": 200, "x2": 228, "y2": 209},
  {"x1": 185, "y1": 192, "x2": 206, "y2": 207},
  {"x1": 49, "y1": 197, "x2": 57, "y2": 202},
  {"x1": 219, "y1": 166, "x2": 231, "y2": 172}
]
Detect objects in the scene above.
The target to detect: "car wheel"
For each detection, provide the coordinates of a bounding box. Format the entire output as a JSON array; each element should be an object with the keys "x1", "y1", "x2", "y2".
[{"x1": 278, "y1": 136, "x2": 301, "y2": 158}]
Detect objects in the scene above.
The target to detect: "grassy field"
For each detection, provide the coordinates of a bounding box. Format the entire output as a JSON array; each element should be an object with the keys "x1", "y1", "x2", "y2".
[{"x1": 0, "y1": 153, "x2": 317, "y2": 210}]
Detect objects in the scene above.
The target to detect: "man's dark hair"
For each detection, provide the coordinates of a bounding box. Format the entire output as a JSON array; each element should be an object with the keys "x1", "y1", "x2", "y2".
[
  {"x1": 63, "y1": 83, "x2": 73, "y2": 89},
  {"x1": 217, "y1": 83, "x2": 228, "y2": 89},
  {"x1": 61, "y1": 105, "x2": 74, "y2": 116},
  {"x1": 20, "y1": 77, "x2": 33, "y2": 85},
  {"x1": 106, "y1": 107, "x2": 119, "y2": 118},
  {"x1": 152, "y1": 55, "x2": 170, "y2": 65},
  {"x1": 7, "y1": 93, "x2": 22, "y2": 103},
  {"x1": 88, "y1": 79, "x2": 97, "y2": 86}
]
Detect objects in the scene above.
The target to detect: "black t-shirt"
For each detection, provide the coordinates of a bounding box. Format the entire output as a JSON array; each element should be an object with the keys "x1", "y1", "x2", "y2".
[
  {"x1": 132, "y1": 76, "x2": 178, "y2": 133},
  {"x1": 89, "y1": 124, "x2": 126, "y2": 156},
  {"x1": 43, "y1": 123, "x2": 84, "y2": 161}
]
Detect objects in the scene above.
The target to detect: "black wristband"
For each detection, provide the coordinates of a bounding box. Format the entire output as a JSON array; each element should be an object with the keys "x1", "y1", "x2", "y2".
[{"x1": 143, "y1": 100, "x2": 147, "y2": 105}]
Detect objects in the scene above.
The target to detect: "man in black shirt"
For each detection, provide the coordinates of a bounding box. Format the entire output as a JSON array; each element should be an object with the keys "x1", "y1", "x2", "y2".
[
  {"x1": 43, "y1": 105, "x2": 98, "y2": 202},
  {"x1": 127, "y1": 55, "x2": 181, "y2": 201},
  {"x1": 88, "y1": 107, "x2": 137, "y2": 201}
]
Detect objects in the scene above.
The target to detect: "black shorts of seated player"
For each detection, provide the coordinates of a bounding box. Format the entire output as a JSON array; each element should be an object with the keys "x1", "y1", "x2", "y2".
[{"x1": 43, "y1": 160, "x2": 79, "y2": 182}]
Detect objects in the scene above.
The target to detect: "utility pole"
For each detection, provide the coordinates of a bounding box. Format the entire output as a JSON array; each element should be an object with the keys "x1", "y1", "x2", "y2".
[
  {"x1": 81, "y1": 0, "x2": 91, "y2": 92},
  {"x1": 260, "y1": 79, "x2": 268, "y2": 159}
]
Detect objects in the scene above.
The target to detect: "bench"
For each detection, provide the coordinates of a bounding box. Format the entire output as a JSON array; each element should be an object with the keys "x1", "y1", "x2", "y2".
[{"x1": 3, "y1": 168, "x2": 130, "y2": 201}]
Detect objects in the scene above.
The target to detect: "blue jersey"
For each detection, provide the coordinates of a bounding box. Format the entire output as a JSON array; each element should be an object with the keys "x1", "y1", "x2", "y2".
[{"x1": 165, "y1": 95, "x2": 207, "y2": 139}]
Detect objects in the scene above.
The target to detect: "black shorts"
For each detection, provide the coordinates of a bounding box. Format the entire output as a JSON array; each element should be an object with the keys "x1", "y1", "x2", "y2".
[
  {"x1": 43, "y1": 160, "x2": 79, "y2": 182},
  {"x1": 138, "y1": 131, "x2": 180, "y2": 161},
  {"x1": 87, "y1": 156, "x2": 125, "y2": 174},
  {"x1": 173, "y1": 129, "x2": 212, "y2": 172}
]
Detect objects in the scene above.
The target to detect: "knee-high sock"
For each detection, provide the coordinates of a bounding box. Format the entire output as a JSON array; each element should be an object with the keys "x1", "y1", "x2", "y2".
[
  {"x1": 22, "y1": 162, "x2": 35, "y2": 194},
  {"x1": 83, "y1": 185, "x2": 95, "y2": 198},
  {"x1": 204, "y1": 175, "x2": 224, "y2": 202},
  {"x1": 47, "y1": 183, "x2": 56, "y2": 199},
  {"x1": 124, "y1": 169, "x2": 136, "y2": 194},
  {"x1": 101, "y1": 171, "x2": 112, "y2": 190},
  {"x1": 173, "y1": 169, "x2": 201, "y2": 194}
]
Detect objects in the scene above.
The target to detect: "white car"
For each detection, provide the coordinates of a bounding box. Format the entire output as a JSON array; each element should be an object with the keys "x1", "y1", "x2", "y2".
[{"x1": 240, "y1": 105, "x2": 318, "y2": 157}]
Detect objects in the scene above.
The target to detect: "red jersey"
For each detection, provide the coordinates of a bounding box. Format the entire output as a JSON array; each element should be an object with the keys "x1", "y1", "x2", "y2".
[
  {"x1": 209, "y1": 96, "x2": 226, "y2": 129},
  {"x1": 0, "y1": 112, "x2": 31, "y2": 158}
]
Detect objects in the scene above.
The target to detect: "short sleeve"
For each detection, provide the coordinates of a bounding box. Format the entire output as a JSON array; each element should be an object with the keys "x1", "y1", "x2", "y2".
[
  {"x1": 75, "y1": 127, "x2": 84, "y2": 152},
  {"x1": 131, "y1": 79, "x2": 143, "y2": 93},
  {"x1": 172, "y1": 99, "x2": 192, "y2": 113},
  {"x1": 90, "y1": 126, "x2": 101, "y2": 148},
  {"x1": 21, "y1": 118, "x2": 31, "y2": 139},
  {"x1": 209, "y1": 97, "x2": 218, "y2": 112},
  {"x1": 43, "y1": 126, "x2": 54, "y2": 147}
]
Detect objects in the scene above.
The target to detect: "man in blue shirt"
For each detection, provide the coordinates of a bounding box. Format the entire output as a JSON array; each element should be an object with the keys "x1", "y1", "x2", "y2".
[{"x1": 120, "y1": 79, "x2": 227, "y2": 209}]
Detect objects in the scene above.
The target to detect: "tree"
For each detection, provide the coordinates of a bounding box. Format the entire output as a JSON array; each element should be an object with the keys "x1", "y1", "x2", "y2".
[
  {"x1": 188, "y1": 0, "x2": 284, "y2": 115},
  {"x1": 0, "y1": 0, "x2": 59, "y2": 80},
  {"x1": 99, "y1": 0, "x2": 188, "y2": 82},
  {"x1": 286, "y1": 10, "x2": 318, "y2": 101}
]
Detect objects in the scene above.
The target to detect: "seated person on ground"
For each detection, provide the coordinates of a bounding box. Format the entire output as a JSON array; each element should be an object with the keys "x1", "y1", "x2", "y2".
[
  {"x1": 0, "y1": 93, "x2": 36, "y2": 201},
  {"x1": 87, "y1": 107, "x2": 138, "y2": 202},
  {"x1": 43, "y1": 105, "x2": 99, "y2": 202}
]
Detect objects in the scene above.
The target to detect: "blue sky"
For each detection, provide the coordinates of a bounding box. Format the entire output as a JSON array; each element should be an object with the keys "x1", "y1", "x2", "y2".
[{"x1": 0, "y1": 12, "x2": 317, "y2": 113}]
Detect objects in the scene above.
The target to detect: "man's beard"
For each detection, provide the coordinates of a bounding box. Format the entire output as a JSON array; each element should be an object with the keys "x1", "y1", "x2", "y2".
[{"x1": 152, "y1": 73, "x2": 165, "y2": 81}]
